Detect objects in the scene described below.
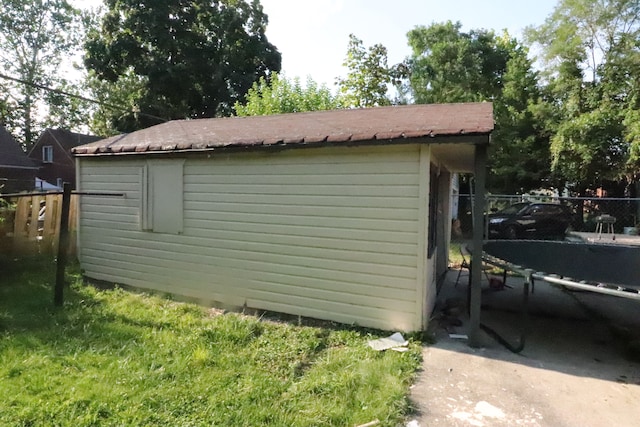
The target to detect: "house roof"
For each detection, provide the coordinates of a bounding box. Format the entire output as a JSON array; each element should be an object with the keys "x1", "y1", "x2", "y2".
[
  {"x1": 28, "y1": 128, "x2": 102, "y2": 162},
  {"x1": 72, "y1": 103, "x2": 494, "y2": 156},
  {"x1": 42, "y1": 128, "x2": 102, "y2": 151},
  {"x1": 0, "y1": 126, "x2": 38, "y2": 169}
]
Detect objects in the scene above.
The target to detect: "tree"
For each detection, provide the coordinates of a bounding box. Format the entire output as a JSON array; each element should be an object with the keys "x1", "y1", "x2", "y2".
[
  {"x1": 234, "y1": 73, "x2": 343, "y2": 116},
  {"x1": 0, "y1": 0, "x2": 83, "y2": 148},
  {"x1": 335, "y1": 34, "x2": 396, "y2": 108},
  {"x1": 490, "y1": 35, "x2": 553, "y2": 193},
  {"x1": 528, "y1": 0, "x2": 640, "y2": 83},
  {"x1": 404, "y1": 22, "x2": 549, "y2": 193},
  {"x1": 0, "y1": 87, "x2": 18, "y2": 134},
  {"x1": 42, "y1": 77, "x2": 95, "y2": 132},
  {"x1": 405, "y1": 22, "x2": 510, "y2": 104},
  {"x1": 550, "y1": 108, "x2": 626, "y2": 187},
  {"x1": 83, "y1": 69, "x2": 150, "y2": 137},
  {"x1": 85, "y1": 0, "x2": 281, "y2": 132},
  {"x1": 527, "y1": 0, "x2": 640, "y2": 194}
]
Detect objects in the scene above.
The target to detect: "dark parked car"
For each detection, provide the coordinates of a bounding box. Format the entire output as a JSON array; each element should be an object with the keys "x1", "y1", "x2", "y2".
[{"x1": 488, "y1": 202, "x2": 572, "y2": 239}]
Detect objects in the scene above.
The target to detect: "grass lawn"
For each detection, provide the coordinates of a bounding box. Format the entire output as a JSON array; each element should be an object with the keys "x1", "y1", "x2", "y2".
[
  {"x1": 0, "y1": 257, "x2": 422, "y2": 426},
  {"x1": 448, "y1": 241, "x2": 465, "y2": 268}
]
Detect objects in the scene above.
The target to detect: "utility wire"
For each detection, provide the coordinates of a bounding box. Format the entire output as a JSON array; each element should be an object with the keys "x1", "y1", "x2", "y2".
[{"x1": 0, "y1": 72, "x2": 168, "y2": 123}]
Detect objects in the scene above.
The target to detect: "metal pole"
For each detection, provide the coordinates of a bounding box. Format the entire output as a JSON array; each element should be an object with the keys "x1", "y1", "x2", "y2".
[{"x1": 54, "y1": 183, "x2": 71, "y2": 306}]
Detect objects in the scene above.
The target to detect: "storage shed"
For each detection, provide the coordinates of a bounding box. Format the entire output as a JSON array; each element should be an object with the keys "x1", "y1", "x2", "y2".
[{"x1": 73, "y1": 103, "x2": 493, "y2": 332}]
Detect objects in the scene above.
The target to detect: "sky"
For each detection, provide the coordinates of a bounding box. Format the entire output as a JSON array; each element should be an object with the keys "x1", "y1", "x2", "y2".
[
  {"x1": 259, "y1": 0, "x2": 560, "y2": 88},
  {"x1": 73, "y1": 0, "x2": 561, "y2": 88}
]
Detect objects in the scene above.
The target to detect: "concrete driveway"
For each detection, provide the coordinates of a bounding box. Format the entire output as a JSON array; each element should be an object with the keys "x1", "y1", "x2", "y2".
[{"x1": 408, "y1": 271, "x2": 640, "y2": 427}]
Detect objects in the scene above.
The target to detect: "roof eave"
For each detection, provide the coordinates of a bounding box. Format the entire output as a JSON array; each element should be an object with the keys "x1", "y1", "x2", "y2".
[{"x1": 72, "y1": 132, "x2": 492, "y2": 157}]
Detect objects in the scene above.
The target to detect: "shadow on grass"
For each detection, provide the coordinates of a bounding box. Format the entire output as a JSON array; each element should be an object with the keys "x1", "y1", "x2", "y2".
[
  {"x1": 0, "y1": 254, "x2": 424, "y2": 426},
  {"x1": 0, "y1": 254, "x2": 423, "y2": 353},
  {"x1": 0, "y1": 255, "x2": 154, "y2": 355}
]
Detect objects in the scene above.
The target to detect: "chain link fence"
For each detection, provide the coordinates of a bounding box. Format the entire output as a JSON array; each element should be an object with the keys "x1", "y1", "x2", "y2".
[{"x1": 453, "y1": 194, "x2": 640, "y2": 238}]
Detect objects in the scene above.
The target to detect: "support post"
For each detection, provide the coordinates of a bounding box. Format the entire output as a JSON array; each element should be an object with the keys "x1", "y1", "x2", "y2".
[
  {"x1": 54, "y1": 183, "x2": 71, "y2": 307},
  {"x1": 469, "y1": 143, "x2": 488, "y2": 345}
]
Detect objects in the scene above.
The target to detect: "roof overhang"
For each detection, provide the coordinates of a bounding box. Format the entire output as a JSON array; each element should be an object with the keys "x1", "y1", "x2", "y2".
[
  {"x1": 72, "y1": 103, "x2": 494, "y2": 159},
  {"x1": 431, "y1": 141, "x2": 486, "y2": 173}
]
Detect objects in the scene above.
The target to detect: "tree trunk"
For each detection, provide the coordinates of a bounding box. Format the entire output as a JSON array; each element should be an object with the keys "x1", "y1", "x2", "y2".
[{"x1": 23, "y1": 92, "x2": 32, "y2": 150}]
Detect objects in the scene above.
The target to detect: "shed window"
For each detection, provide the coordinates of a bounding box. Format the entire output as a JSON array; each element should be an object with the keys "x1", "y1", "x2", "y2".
[
  {"x1": 142, "y1": 160, "x2": 184, "y2": 234},
  {"x1": 43, "y1": 146, "x2": 53, "y2": 163}
]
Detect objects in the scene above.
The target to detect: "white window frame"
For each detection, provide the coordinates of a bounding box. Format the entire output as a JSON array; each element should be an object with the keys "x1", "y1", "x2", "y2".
[{"x1": 42, "y1": 145, "x2": 53, "y2": 163}]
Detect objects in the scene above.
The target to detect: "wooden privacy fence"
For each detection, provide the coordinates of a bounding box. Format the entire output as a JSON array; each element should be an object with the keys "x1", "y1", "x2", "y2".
[
  {"x1": 0, "y1": 193, "x2": 78, "y2": 256},
  {"x1": 2, "y1": 185, "x2": 122, "y2": 307}
]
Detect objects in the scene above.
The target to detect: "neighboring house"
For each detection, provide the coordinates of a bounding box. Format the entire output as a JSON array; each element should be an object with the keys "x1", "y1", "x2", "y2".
[
  {"x1": 0, "y1": 125, "x2": 39, "y2": 194},
  {"x1": 72, "y1": 103, "x2": 493, "y2": 332},
  {"x1": 28, "y1": 128, "x2": 101, "y2": 189}
]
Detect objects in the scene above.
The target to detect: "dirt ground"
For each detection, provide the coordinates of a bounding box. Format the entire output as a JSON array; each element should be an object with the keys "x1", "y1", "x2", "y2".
[{"x1": 408, "y1": 270, "x2": 640, "y2": 427}]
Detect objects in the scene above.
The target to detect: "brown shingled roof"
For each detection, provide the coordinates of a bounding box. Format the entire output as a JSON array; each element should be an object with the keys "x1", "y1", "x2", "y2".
[
  {"x1": 0, "y1": 125, "x2": 38, "y2": 169},
  {"x1": 43, "y1": 128, "x2": 102, "y2": 151},
  {"x1": 72, "y1": 103, "x2": 493, "y2": 156}
]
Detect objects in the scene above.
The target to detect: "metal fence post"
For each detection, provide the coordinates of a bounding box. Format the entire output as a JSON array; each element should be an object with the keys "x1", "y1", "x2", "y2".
[{"x1": 54, "y1": 183, "x2": 71, "y2": 306}]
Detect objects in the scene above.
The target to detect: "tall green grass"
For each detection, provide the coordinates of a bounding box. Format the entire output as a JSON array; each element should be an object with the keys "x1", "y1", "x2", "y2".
[
  {"x1": 448, "y1": 241, "x2": 465, "y2": 268},
  {"x1": 0, "y1": 257, "x2": 421, "y2": 426}
]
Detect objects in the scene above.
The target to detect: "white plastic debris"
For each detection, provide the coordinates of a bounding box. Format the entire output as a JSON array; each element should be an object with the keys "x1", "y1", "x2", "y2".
[
  {"x1": 367, "y1": 332, "x2": 409, "y2": 351},
  {"x1": 449, "y1": 333, "x2": 468, "y2": 340}
]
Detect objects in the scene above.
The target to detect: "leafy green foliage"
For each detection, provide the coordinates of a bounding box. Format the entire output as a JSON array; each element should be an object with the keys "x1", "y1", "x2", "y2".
[
  {"x1": 527, "y1": 0, "x2": 640, "y2": 83},
  {"x1": 550, "y1": 108, "x2": 626, "y2": 184},
  {"x1": 490, "y1": 36, "x2": 554, "y2": 193},
  {"x1": 234, "y1": 73, "x2": 343, "y2": 116},
  {"x1": 527, "y1": 0, "x2": 640, "y2": 192},
  {"x1": 84, "y1": 0, "x2": 281, "y2": 132},
  {"x1": 0, "y1": 258, "x2": 421, "y2": 426},
  {"x1": 405, "y1": 22, "x2": 550, "y2": 193},
  {"x1": 237, "y1": 34, "x2": 399, "y2": 116},
  {"x1": 624, "y1": 109, "x2": 640, "y2": 165},
  {"x1": 336, "y1": 34, "x2": 396, "y2": 108},
  {"x1": 85, "y1": 69, "x2": 150, "y2": 137},
  {"x1": 406, "y1": 22, "x2": 510, "y2": 104},
  {"x1": 42, "y1": 77, "x2": 94, "y2": 133},
  {"x1": 0, "y1": 0, "x2": 83, "y2": 148}
]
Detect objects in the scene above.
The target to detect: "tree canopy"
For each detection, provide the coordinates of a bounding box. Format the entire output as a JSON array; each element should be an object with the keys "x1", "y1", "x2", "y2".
[
  {"x1": 0, "y1": 0, "x2": 83, "y2": 148},
  {"x1": 335, "y1": 34, "x2": 396, "y2": 108},
  {"x1": 404, "y1": 22, "x2": 550, "y2": 193},
  {"x1": 405, "y1": 22, "x2": 510, "y2": 104},
  {"x1": 397, "y1": 2, "x2": 640, "y2": 195},
  {"x1": 84, "y1": 0, "x2": 281, "y2": 132},
  {"x1": 236, "y1": 33, "x2": 402, "y2": 116},
  {"x1": 1, "y1": 0, "x2": 638, "y2": 199},
  {"x1": 234, "y1": 73, "x2": 342, "y2": 116},
  {"x1": 527, "y1": 0, "x2": 640, "y2": 193}
]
